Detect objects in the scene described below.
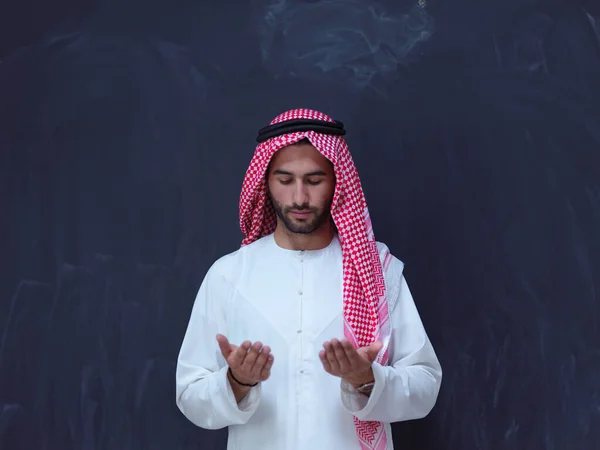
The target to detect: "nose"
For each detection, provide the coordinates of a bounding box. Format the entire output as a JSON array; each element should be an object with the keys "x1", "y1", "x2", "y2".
[{"x1": 292, "y1": 180, "x2": 309, "y2": 206}]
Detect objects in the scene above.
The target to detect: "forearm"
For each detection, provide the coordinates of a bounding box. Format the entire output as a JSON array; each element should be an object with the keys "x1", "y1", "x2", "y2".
[
  {"x1": 175, "y1": 268, "x2": 265, "y2": 429},
  {"x1": 343, "y1": 367, "x2": 375, "y2": 398},
  {"x1": 227, "y1": 368, "x2": 254, "y2": 403},
  {"x1": 340, "y1": 268, "x2": 443, "y2": 423},
  {"x1": 341, "y1": 361, "x2": 441, "y2": 423},
  {"x1": 176, "y1": 364, "x2": 261, "y2": 429}
]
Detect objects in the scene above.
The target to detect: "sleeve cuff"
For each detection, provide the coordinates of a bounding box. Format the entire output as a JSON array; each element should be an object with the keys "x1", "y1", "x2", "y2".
[
  {"x1": 216, "y1": 366, "x2": 261, "y2": 420},
  {"x1": 340, "y1": 362, "x2": 386, "y2": 421}
]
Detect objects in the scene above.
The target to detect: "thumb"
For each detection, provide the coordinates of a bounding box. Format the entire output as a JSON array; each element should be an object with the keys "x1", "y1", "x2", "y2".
[
  {"x1": 216, "y1": 334, "x2": 234, "y2": 358},
  {"x1": 364, "y1": 341, "x2": 383, "y2": 362}
]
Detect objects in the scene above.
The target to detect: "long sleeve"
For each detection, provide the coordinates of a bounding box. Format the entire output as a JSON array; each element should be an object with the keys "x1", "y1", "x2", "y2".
[
  {"x1": 175, "y1": 265, "x2": 262, "y2": 430},
  {"x1": 340, "y1": 271, "x2": 442, "y2": 423}
]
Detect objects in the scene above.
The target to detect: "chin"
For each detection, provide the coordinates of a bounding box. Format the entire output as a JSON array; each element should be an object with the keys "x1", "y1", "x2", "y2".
[
  {"x1": 288, "y1": 226, "x2": 316, "y2": 235},
  {"x1": 283, "y1": 219, "x2": 317, "y2": 235}
]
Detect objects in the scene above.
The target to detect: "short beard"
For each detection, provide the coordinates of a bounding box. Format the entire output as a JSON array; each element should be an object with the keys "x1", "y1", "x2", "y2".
[{"x1": 268, "y1": 191, "x2": 331, "y2": 235}]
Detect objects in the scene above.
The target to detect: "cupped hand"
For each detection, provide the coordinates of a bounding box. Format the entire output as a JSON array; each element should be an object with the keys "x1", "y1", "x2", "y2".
[{"x1": 217, "y1": 334, "x2": 274, "y2": 385}]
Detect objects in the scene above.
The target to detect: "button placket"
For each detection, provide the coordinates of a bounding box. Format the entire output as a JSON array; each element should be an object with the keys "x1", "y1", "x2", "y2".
[
  {"x1": 299, "y1": 251, "x2": 304, "y2": 371},
  {"x1": 299, "y1": 251, "x2": 307, "y2": 375}
]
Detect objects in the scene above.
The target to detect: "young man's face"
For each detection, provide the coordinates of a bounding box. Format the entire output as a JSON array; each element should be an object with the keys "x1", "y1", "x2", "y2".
[{"x1": 267, "y1": 141, "x2": 335, "y2": 235}]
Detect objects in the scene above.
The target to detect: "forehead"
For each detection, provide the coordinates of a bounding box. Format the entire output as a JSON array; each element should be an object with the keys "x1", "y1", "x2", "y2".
[{"x1": 269, "y1": 142, "x2": 333, "y2": 172}]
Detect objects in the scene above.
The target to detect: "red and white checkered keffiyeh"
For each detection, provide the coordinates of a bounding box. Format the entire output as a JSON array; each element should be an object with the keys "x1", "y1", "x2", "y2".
[{"x1": 239, "y1": 108, "x2": 392, "y2": 449}]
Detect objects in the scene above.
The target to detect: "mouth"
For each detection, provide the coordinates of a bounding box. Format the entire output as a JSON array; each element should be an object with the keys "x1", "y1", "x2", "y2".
[{"x1": 289, "y1": 210, "x2": 313, "y2": 219}]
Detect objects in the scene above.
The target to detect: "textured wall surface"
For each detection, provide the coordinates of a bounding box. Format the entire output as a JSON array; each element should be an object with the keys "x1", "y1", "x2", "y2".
[{"x1": 1, "y1": 0, "x2": 599, "y2": 449}]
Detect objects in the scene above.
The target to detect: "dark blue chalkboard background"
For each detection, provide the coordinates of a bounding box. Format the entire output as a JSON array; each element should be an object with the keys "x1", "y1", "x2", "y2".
[{"x1": 1, "y1": 0, "x2": 599, "y2": 449}]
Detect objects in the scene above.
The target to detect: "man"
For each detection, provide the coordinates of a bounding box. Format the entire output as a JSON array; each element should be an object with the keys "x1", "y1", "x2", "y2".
[{"x1": 175, "y1": 108, "x2": 442, "y2": 450}]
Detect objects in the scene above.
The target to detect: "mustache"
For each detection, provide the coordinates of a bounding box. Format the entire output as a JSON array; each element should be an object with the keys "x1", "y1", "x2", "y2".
[{"x1": 285, "y1": 205, "x2": 317, "y2": 212}]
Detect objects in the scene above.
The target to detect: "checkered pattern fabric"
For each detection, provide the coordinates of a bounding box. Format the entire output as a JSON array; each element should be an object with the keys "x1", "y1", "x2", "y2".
[{"x1": 239, "y1": 108, "x2": 391, "y2": 450}]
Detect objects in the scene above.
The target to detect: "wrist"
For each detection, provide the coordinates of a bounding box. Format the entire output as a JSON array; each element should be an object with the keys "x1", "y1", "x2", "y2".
[
  {"x1": 345, "y1": 367, "x2": 375, "y2": 388},
  {"x1": 228, "y1": 367, "x2": 258, "y2": 387}
]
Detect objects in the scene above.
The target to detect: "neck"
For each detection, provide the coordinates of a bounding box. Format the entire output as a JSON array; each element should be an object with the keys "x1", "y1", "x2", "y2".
[{"x1": 273, "y1": 221, "x2": 335, "y2": 251}]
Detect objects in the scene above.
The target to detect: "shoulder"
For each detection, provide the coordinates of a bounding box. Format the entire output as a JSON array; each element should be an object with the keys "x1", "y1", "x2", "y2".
[
  {"x1": 375, "y1": 241, "x2": 405, "y2": 309},
  {"x1": 206, "y1": 235, "x2": 272, "y2": 284},
  {"x1": 375, "y1": 241, "x2": 404, "y2": 276}
]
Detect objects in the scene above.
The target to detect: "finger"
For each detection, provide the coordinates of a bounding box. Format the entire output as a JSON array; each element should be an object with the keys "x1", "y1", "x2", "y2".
[
  {"x1": 250, "y1": 346, "x2": 271, "y2": 378},
  {"x1": 241, "y1": 341, "x2": 263, "y2": 372},
  {"x1": 259, "y1": 354, "x2": 275, "y2": 380},
  {"x1": 323, "y1": 341, "x2": 341, "y2": 374},
  {"x1": 228, "y1": 340, "x2": 252, "y2": 369},
  {"x1": 319, "y1": 350, "x2": 332, "y2": 373},
  {"x1": 342, "y1": 340, "x2": 363, "y2": 365},
  {"x1": 332, "y1": 339, "x2": 351, "y2": 372},
  {"x1": 217, "y1": 334, "x2": 234, "y2": 358},
  {"x1": 364, "y1": 341, "x2": 383, "y2": 362}
]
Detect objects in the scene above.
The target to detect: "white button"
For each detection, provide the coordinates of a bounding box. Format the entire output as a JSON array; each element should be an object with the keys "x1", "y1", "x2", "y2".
[
  {"x1": 297, "y1": 329, "x2": 302, "y2": 334},
  {"x1": 300, "y1": 370, "x2": 304, "y2": 373}
]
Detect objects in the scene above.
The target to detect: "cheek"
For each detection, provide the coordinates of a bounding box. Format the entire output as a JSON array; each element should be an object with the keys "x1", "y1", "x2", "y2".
[
  {"x1": 314, "y1": 183, "x2": 335, "y2": 207},
  {"x1": 267, "y1": 182, "x2": 288, "y2": 205}
]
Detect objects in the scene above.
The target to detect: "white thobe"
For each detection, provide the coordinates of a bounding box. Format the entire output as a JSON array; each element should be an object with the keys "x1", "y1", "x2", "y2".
[{"x1": 176, "y1": 233, "x2": 442, "y2": 450}]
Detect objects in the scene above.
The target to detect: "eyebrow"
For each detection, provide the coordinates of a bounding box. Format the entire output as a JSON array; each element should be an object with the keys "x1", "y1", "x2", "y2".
[{"x1": 273, "y1": 169, "x2": 328, "y2": 177}]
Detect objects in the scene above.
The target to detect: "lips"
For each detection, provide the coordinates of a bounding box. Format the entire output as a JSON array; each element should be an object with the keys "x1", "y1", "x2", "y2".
[{"x1": 289, "y1": 210, "x2": 313, "y2": 219}]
